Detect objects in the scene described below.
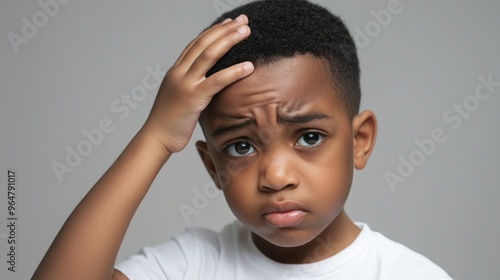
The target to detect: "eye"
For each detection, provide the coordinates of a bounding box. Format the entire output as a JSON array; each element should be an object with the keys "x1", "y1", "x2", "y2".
[
  {"x1": 296, "y1": 132, "x2": 324, "y2": 147},
  {"x1": 225, "y1": 141, "x2": 255, "y2": 157}
]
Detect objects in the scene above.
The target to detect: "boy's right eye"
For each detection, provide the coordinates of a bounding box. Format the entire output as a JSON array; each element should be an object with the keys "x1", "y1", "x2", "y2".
[{"x1": 225, "y1": 141, "x2": 255, "y2": 157}]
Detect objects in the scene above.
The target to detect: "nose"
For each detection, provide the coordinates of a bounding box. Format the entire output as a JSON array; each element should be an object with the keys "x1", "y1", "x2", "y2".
[{"x1": 258, "y1": 148, "x2": 299, "y2": 192}]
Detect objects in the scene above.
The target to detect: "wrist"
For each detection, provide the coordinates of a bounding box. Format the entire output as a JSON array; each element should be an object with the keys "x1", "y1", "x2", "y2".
[{"x1": 133, "y1": 126, "x2": 173, "y2": 164}]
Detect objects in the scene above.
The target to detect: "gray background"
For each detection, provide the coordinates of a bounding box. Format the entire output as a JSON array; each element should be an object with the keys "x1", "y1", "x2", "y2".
[{"x1": 1, "y1": 0, "x2": 499, "y2": 279}]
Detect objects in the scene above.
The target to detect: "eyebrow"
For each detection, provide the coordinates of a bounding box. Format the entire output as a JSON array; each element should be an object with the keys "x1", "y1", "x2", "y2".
[
  {"x1": 279, "y1": 112, "x2": 331, "y2": 124},
  {"x1": 211, "y1": 112, "x2": 332, "y2": 138}
]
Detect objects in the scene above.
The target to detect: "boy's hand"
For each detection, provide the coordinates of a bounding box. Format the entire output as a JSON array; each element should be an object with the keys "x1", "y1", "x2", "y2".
[
  {"x1": 33, "y1": 16, "x2": 254, "y2": 280},
  {"x1": 143, "y1": 15, "x2": 254, "y2": 154}
]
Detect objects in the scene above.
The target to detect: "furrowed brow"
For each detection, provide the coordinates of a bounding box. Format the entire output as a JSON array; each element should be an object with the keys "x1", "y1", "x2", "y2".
[
  {"x1": 211, "y1": 119, "x2": 254, "y2": 138},
  {"x1": 210, "y1": 113, "x2": 331, "y2": 138},
  {"x1": 278, "y1": 112, "x2": 332, "y2": 124}
]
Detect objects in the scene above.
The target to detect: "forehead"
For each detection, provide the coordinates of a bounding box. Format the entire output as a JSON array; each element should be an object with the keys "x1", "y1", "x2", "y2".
[{"x1": 201, "y1": 54, "x2": 345, "y2": 128}]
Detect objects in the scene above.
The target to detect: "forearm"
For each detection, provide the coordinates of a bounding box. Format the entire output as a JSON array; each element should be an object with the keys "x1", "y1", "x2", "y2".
[
  {"x1": 33, "y1": 129, "x2": 170, "y2": 280},
  {"x1": 33, "y1": 14, "x2": 252, "y2": 279}
]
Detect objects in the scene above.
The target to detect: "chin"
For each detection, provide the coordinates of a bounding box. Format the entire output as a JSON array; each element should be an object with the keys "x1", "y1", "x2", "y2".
[{"x1": 257, "y1": 227, "x2": 320, "y2": 248}]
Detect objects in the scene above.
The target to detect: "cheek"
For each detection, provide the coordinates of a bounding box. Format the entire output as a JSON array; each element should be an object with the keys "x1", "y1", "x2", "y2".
[
  {"x1": 218, "y1": 158, "x2": 274, "y2": 228},
  {"x1": 220, "y1": 167, "x2": 259, "y2": 225},
  {"x1": 212, "y1": 155, "x2": 252, "y2": 189},
  {"x1": 301, "y1": 158, "x2": 352, "y2": 229},
  {"x1": 307, "y1": 137, "x2": 354, "y2": 200},
  {"x1": 213, "y1": 156, "x2": 257, "y2": 206}
]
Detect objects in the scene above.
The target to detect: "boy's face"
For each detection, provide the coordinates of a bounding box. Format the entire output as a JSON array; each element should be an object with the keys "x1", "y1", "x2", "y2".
[{"x1": 197, "y1": 54, "x2": 375, "y2": 252}]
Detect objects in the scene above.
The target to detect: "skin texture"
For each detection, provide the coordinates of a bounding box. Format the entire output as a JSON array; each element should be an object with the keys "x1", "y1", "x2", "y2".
[{"x1": 197, "y1": 54, "x2": 377, "y2": 263}]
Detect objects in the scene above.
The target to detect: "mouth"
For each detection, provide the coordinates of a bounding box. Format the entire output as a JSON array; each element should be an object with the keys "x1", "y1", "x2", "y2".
[{"x1": 262, "y1": 201, "x2": 307, "y2": 228}]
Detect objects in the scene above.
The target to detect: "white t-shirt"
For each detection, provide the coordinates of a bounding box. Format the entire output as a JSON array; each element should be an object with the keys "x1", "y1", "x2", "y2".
[{"x1": 115, "y1": 221, "x2": 451, "y2": 279}]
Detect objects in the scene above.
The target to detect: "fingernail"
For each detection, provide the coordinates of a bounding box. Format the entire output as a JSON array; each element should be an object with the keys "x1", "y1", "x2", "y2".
[
  {"x1": 243, "y1": 62, "x2": 254, "y2": 72},
  {"x1": 237, "y1": 26, "x2": 247, "y2": 34},
  {"x1": 236, "y1": 15, "x2": 244, "y2": 22},
  {"x1": 222, "y1": 18, "x2": 232, "y2": 24}
]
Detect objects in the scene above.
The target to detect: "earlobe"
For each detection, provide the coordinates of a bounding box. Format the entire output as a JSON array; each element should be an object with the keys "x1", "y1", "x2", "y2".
[
  {"x1": 352, "y1": 110, "x2": 377, "y2": 170},
  {"x1": 195, "y1": 141, "x2": 222, "y2": 189}
]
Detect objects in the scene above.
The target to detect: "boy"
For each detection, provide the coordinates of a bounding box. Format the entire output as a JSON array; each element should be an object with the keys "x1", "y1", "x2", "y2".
[{"x1": 33, "y1": 0, "x2": 451, "y2": 279}]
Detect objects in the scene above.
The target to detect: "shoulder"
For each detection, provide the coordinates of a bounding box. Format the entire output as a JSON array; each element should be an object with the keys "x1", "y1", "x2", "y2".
[
  {"x1": 359, "y1": 223, "x2": 452, "y2": 280},
  {"x1": 114, "y1": 221, "x2": 246, "y2": 279},
  {"x1": 176, "y1": 220, "x2": 246, "y2": 251},
  {"x1": 139, "y1": 221, "x2": 243, "y2": 264}
]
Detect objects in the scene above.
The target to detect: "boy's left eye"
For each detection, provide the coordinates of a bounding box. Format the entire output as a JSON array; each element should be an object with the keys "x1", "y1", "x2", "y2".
[{"x1": 296, "y1": 132, "x2": 324, "y2": 147}]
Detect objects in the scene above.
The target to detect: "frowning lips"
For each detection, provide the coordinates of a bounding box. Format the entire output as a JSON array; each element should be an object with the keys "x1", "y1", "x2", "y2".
[{"x1": 261, "y1": 201, "x2": 308, "y2": 228}]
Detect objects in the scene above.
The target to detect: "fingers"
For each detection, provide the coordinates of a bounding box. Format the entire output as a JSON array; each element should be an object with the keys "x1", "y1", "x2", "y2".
[
  {"x1": 173, "y1": 18, "x2": 231, "y2": 66},
  {"x1": 144, "y1": 16, "x2": 254, "y2": 154},
  {"x1": 188, "y1": 23, "x2": 250, "y2": 78},
  {"x1": 176, "y1": 15, "x2": 250, "y2": 69},
  {"x1": 199, "y1": 61, "x2": 254, "y2": 95}
]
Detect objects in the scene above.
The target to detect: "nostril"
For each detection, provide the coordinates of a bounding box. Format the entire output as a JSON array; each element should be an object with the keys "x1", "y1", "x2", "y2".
[
  {"x1": 259, "y1": 181, "x2": 298, "y2": 193},
  {"x1": 258, "y1": 151, "x2": 300, "y2": 192}
]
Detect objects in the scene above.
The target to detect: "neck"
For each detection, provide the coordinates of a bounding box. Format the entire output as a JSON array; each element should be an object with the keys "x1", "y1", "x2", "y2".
[{"x1": 252, "y1": 210, "x2": 360, "y2": 264}]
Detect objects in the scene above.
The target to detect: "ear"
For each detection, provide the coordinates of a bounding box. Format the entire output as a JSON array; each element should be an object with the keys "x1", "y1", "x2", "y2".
[
  {"x1": 196, "y1": 141, "x2": 222, "y2": 189},
  {"x1": 352, "y1": 110, "x2": 377, "y2": 170}
]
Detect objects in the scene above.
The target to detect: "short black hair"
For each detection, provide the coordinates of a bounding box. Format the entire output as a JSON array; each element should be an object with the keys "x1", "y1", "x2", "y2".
[{"x1": 207, "y1": 0, "x2": 361, "y2": 118}]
